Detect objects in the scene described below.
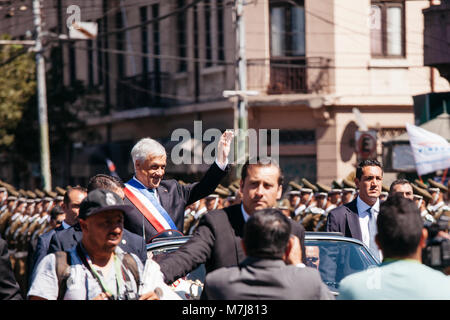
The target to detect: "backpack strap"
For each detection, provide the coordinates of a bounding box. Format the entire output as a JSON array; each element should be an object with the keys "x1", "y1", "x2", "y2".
[
  {"x1": 54, "y1": 251, "x2": 71, "y2": 300},
  {"x1": 121, "y1": 253, "x2": 140, "y2": 287}
]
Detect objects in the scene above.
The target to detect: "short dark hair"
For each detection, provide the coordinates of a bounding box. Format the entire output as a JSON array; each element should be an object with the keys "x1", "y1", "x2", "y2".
[
  {"x1": 377, "y1": 195, "x2": 423, "y2": 258},
  {"x1": 50, "y1": 205, "x2": 65, "y2": 221},
  {"x1": 63, "y1": 186, "x2": 87, "y2": 206},
  {"x1": 87, "y1": 174, "x2": 125, "y2": 193},
  {"x1": 244, "y1": 208, "x2": 291, "y2": 259},
  {"x1": 241, "y1": 156, "x2": 283, "y2": 186},
  {"x1": 389, "y1": 179, "x2": 411, "y2": 195},
  {"x1": 355, "y1": 159, "x2": 382, "y2": 180}
]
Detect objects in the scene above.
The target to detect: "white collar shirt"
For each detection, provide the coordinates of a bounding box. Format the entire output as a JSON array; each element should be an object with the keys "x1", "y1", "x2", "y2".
[
  {"x1": 241, "y1": 204, "x2": 250, "y2": 222},
  {"x1": 356, "y1": 196, "x2": 381, "y2": 258}
]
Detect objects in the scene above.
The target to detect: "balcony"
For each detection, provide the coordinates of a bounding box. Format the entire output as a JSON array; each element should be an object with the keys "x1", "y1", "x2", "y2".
[
  {"x1": 423, "y1": 1, "x2": 450, "y2": 82},
  {"x1": 247, "y1": 57, "x2": 331, "y2": 95}
]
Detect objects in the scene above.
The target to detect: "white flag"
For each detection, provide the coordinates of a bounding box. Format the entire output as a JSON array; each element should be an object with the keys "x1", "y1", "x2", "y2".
[{"x1": 406, "y1": 123, "x2": 450, "y2": 176}]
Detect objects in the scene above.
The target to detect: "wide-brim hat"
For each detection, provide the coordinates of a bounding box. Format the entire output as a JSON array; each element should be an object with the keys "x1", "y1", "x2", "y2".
[
  {"x1": 332, "y1": 180, "x2": 343, "y2": 189},
  {"x1": 289, "y1": 181, "x2": 303, "y2": 191},
  {"x1": 427, "y1": 178, "x2": 448, "y2": 192},
  {"x1": 342, "y1": 179, "x2": 356, "y2": 189},
  {"x1": 414, "y1": 179, "x2": 428, "y2": 190},
  {"x1": 79, "y1": 189, "x2": 134, "y2": 220},
  {"x1": 301, "y1": 178, "x2": 318, "y2": 193},
  {"x1": 411, "y1": 184, "x2": 432, "y2": 202},
  {"x1": 316, "y1": 182, "x2": 331, "y2": 193}
]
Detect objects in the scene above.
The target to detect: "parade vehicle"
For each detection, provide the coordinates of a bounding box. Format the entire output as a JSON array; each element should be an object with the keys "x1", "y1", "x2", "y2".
[{"x1": 146, "y1": 231, "x2": 380, "y2": 299}]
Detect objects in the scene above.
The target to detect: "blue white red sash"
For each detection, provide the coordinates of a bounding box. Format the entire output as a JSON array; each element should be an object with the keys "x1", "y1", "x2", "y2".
[{"x1": 124, "y1": 178, "x2": 177, "y2": 232}]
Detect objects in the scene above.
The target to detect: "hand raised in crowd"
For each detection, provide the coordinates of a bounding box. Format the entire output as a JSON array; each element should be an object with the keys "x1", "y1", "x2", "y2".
[
  {"x1": 283, "y1": 235, "x2": 302, "y2": 266},
  {"x1": 216, "y1": 130, "x2": 234, "y2": 167}
]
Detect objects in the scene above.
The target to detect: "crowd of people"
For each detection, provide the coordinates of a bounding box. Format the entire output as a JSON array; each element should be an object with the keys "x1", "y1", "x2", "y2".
[{"x1": 0, "y1": 130, "x2": 449, "y2": 300}]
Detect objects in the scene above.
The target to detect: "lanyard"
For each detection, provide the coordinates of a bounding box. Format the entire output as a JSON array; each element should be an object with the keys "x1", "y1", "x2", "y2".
[{"x1": 77, "y1": 245, "x2": 124, "y2": 300}]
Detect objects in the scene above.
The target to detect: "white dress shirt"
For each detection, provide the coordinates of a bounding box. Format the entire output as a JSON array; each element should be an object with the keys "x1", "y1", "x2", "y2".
[
  {"x1": 356, "y1": 196, "x2": 382, "y2": 259},
  {"x1": 241, "y1": 203, "x2": 250, "y2": 222}
]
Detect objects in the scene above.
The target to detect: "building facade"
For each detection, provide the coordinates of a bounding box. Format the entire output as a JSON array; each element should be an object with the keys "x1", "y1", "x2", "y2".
[{"x1": 0, "y1": 0, "x2": 448, "y2": 188}]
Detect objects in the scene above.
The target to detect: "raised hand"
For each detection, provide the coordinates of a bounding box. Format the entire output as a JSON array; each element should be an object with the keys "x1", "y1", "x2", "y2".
[{"x1": 217, "y1": 130, "x2": 234, "y2": 168}]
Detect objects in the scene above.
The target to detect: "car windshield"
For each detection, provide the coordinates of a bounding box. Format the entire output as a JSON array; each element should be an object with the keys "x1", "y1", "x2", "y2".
[{"x1": 305, "y1": 239, "x2": 379, "y2": 293}]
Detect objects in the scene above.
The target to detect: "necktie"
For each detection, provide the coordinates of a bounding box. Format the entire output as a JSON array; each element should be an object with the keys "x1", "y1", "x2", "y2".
[
  {"x1": 367, "y1": 207, "x2": 380, "y2": 260},
  {"x1": 148, "y1": 188, "x2": 158, "y2": 201}
]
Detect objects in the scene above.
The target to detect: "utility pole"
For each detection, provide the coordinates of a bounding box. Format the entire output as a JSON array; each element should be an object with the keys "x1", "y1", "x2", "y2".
[
  {"x1": 235, "y1": 0, "x2": 247, "y2": 178},
  {"x1": 33, "y1": 0, "x2": 52, "y2": 191}
]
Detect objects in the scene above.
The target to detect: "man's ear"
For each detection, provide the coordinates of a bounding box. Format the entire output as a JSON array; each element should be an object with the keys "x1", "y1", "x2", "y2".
[
  {"x1": 240, "y1": 239, "x2": 247, "y2": 256},
  {"x1": 277, "y1": 184, "x2": 283, "y2": 200},
  {"x1": 283, "y1": 237, "x2": 294, "y2": 261},
  {"x1": 79, "y1": 219, "x2": 88, "y2": 232},
  {"x1": 419, "y1": 228, "x2": 428, "y2": 249},
  {"x1": 354, "y1": 177, "x2": 360, "y2": 189}
]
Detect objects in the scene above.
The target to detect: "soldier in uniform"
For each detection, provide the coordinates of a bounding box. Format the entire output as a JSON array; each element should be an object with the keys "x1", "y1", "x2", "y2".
[
  {"x1": 427, "y1": 179, "x2": 449, "y2": 220},
  {"x1": 277, "y1": 198, "x2": 292, "y2": 219},
  {"x1": 412, "y1": 184, "x2": 434, "y2": 223},
  {"x1": 292, "y1": 188, "x2": 314, "y2": 222},
  {"x1": 379, "y1": 191, "x2": 388, "y2": 202},
  {"x1": 286, "y1": 189, "x2": 301, "y2": 218},
  {"x1": 341, "y1": 179, "x2": 357, "y2": 204},
  {"x1": 185, "y1": 198, "x2": 207, "y2": 235},
  {"x1": 0, "y1": 188, "x2": 17, "y2": 238},
  {"x1": 5, "y1": 195, "x2": 28, "y2": 248}
]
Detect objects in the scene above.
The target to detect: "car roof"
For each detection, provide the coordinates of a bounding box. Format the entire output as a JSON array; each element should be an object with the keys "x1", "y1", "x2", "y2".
[{"x1": 147, "y1": 232, "x2": 368, "y2": 250}]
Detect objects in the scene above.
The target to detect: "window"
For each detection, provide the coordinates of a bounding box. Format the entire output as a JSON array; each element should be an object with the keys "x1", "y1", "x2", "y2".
[
  {"x1": 204, "y1": 0, "x2": 212, "y2": 67},
  {"x1": 270, "y1": 0, "x2": 305, "y2": 57},
  {"x1": 177, "y1": 0, "x2": 188, "y2": 72},
  {"x1": 204, "y1": 0, "x2": 226, "y2": 67},
  {"x1": 370, "y1": 1, "x2": 405, "y2": 57},
  {"x1": 96, "y1": 18, "x2": 103, "y2": 86}
]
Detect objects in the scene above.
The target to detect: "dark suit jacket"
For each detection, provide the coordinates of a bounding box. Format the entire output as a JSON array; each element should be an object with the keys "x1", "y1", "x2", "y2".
[
  {"x1": 325, "y1": 198, "x2": 362, "y2": 241},
  {"x1": 205, "y1": 257, "x2": 334, "y2": 300},
  {"x1": 158, "y1": 204, "x2": 306, "y2": 287},
  {"x1": 124, "y1": 162, "x2": 228, "y2": 241},
  {"x1": 0, "y1": 236, "x2": 22, "y2": 300},
  {"x1": 47, "y1": 224, "x2": 147, "y2": 264}
]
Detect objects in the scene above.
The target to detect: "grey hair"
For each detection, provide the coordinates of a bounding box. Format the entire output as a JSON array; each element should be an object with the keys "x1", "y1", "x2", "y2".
[{"x1": 131, "y1": 138, "x2": 166, "y2": 170}]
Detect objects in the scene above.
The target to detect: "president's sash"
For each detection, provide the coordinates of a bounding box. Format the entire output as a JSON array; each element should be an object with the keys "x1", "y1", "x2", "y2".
[{"x1": 124, "y1": 178, "x2": 177, "y2": 233}]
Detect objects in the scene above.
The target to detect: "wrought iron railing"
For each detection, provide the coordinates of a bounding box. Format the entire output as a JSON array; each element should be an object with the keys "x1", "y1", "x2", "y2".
[{"x1": 247, "y1": 57, "x2": 331, "y2": 94}]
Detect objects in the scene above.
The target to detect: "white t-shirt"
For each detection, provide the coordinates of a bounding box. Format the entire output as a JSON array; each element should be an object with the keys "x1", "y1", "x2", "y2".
[{"x1": 28, "y1": 246, "x2": 143, "y2": 300}]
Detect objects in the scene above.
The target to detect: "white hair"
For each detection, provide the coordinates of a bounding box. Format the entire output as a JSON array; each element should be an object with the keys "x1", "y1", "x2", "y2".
[{"x1": 131, "y1": 138, "x2": 166, "y2": 170}]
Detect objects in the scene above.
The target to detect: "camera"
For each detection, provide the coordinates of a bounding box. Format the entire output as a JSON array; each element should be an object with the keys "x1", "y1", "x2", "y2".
[{"x1": 422, "y1": 215, "x2": 450, "y2": 272}]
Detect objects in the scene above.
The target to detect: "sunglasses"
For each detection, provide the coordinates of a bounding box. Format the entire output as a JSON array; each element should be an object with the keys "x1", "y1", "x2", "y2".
[{"x1": 306, "y1": 257, "x2": 319, "y2": 262}]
